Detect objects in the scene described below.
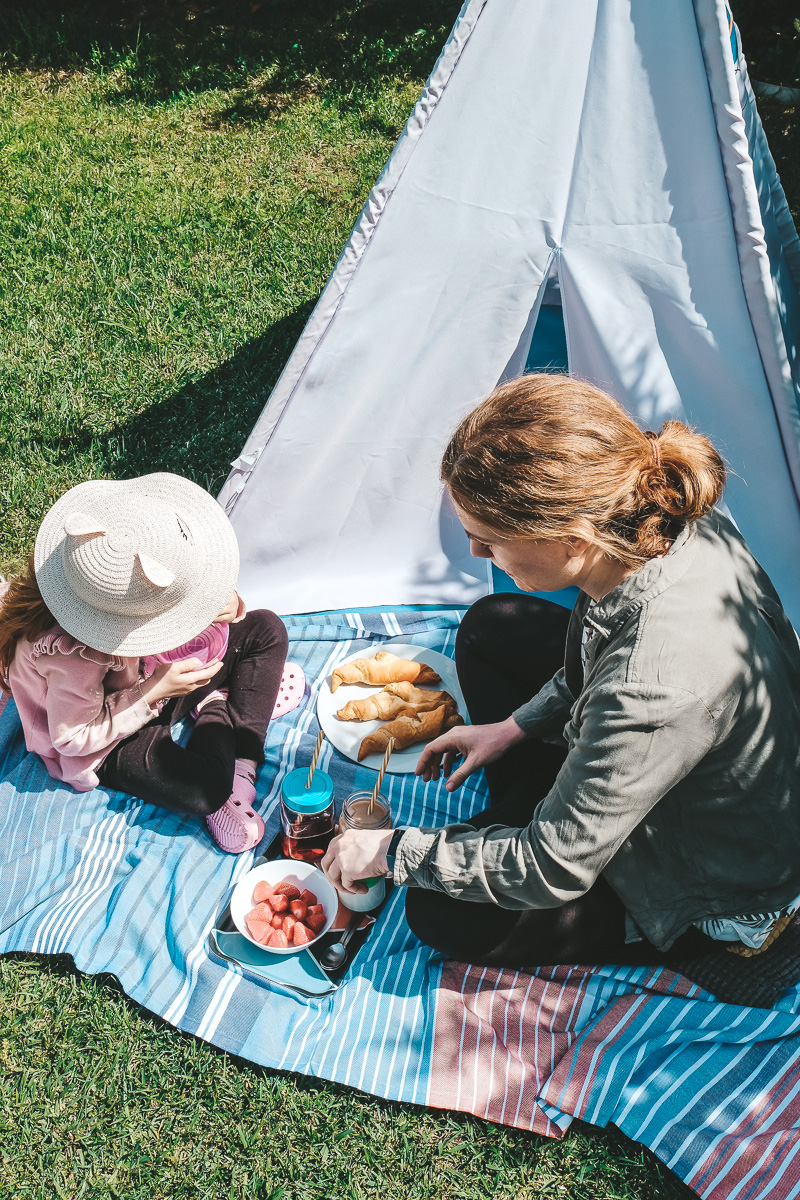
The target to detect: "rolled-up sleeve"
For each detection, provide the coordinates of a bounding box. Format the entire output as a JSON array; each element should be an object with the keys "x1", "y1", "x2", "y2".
[{"x1": 395, "y1": 683, "x2": 716, "y2": 908}]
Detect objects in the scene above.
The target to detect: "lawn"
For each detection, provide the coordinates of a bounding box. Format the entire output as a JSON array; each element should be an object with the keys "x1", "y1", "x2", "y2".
[{"x1": 0, "y1": 2, "x2": 797, "y2": 1198}]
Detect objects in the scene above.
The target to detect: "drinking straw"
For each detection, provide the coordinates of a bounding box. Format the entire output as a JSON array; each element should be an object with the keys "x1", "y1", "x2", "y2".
[
  {"x1": 369, "y1": 736, "x2": 395, "y2": 815},
  {"x1": 305, "y1": 730, "x2": 325, "y2": 789}
]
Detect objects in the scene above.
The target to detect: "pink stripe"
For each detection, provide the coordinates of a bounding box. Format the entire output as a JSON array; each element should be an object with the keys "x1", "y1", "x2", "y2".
[
  {"x1": 429, "y1": 961, "x2": 603, "y2": 1135},
  {"x1": 706, "y1": 1130, "x2": 800, "y2": 1200},
  {"x1": 541, "y1": 992, "x2": 648, "y2": 1119}
]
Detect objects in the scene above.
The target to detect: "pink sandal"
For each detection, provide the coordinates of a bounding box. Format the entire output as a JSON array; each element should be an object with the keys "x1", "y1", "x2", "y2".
[{"x1": 206, "y1": 766, "x2": 264, "y2": 854}]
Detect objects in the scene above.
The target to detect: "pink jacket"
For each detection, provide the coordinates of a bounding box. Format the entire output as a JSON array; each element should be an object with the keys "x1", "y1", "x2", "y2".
[{"x1": 8, "y1": 626, "x2": 158, "y2": 791}]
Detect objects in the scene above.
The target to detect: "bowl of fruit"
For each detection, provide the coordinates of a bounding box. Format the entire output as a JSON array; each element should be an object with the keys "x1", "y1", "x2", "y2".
[{"x1": 230, "y1": 859, "x2": 338, "y2": 954}]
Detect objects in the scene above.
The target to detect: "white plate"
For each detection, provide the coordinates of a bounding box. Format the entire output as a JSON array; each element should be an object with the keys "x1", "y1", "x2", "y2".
[
  {"x1": 231, "y1": 859, "x2": 338, "y2": 954},
  {"x1": 317, "y1": 643, "x2": 468, "y2": 775}
]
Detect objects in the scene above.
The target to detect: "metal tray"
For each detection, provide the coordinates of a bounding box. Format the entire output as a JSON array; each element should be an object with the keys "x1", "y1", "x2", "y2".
[{"x1": 207, "y1": 833, "x2": 389, "y2": 998}]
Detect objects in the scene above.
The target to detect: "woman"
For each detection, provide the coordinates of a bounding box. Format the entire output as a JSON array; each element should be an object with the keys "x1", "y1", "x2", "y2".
[{"x1": 322, "y1": 375, "x2": 800, "y2": 969}]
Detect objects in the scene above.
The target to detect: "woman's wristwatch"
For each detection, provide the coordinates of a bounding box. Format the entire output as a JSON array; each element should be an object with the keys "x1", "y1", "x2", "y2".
[{"x1": 385, "y1": 827, "x2": 407, "y2": 874}]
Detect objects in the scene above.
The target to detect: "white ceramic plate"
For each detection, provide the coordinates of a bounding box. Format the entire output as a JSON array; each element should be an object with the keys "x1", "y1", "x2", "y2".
[
  {"x1": 231, "y1": 859, "x2": 338, "y2": 955},
  {"x1": 316, "y1": 643, "x2": 468, "y2": 775}
]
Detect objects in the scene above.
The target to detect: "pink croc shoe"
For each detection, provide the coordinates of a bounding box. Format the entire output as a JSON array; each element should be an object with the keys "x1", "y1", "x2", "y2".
[
  {"x1": 271, "y1": 663, "x2": 305, "y2": 719},
  {"x1": 206, "y1": 767, "x2": 264, "y2": 854}
]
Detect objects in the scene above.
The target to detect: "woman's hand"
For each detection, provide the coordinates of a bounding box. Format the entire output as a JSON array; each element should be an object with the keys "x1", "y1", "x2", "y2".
[
  {"x1": 141, "y1": 658, "x2": 223, "y2": 707},
  {"x1": 215, "y1": 591, "x2": 241, "y2": 624},
  {"x1": 415, "y1": 716, "x2": 527, "y2": 791},
  {"x1": 321, "y1": 828, "x2": 394, "y2": 894}
]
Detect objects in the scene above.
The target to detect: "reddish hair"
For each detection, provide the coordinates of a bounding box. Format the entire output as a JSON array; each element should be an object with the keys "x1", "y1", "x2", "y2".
[
  {"x1": 442, "y1": 375, "x2": 726, "y2": 568},
  {"x1": 0, "y1": 556, "x2": 57, "y2": 694}
]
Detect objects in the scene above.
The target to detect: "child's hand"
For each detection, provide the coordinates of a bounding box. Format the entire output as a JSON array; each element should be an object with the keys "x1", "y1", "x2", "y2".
[
  {"x1": 141, "y1": 658, "x2": 223, "y2": 706},
  {"x1": 214, "y1": 591, "x2": 241, "y2": 624}
]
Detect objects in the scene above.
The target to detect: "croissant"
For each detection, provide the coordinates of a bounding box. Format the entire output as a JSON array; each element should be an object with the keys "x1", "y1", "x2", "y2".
[
  {"x1": 336, "y1": 685, "x2": 455, "y2": 722},
  {"x1": 357, "y1": 703, "x2": 464, "y2": 762},
  {"x1": 330, "y1": 651, "x2": 441, "y2": 693},
  {"x1": 384, "y1": 682, "x2": 455, "y2": 707}
]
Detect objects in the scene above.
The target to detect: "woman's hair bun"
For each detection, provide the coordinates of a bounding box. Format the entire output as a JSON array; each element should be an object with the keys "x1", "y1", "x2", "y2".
[
  {"x1": 631, "y1": 420, "x2": 725, "y2": 560},
  {"x1": 638, "y1": 420, "x2": 725, "y2": 521}
]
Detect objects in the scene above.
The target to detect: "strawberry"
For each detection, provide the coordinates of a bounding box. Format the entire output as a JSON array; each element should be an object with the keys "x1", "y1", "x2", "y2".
[
  {"x1": 292, "y1": 922, "x2": 313, "y2": 946},
  {"x1": 271, "y1": 913, "x2": 284, "y2": 929},
  {"x1": 306, "y1": 904, "x2": 323, "y2": 916},
  {"x1": 289, "y1": 900, "x2": 308, "y2": 921},
  {"x1": 300, "y1": 890, "x2": 317, "y2": 906},
  {"x1": 268, "y1": 928, "x2": 289, "y2": 949},
  {"x1": 306, "y1": 911, "x2": 326, "y2": 933},
  {"x1": 246, "y1": 910, "x2": 272, "y2": 945},
  {"x1": 282, "y1": 915, "x2": 297, "y2": 937},
  {"x1": 251, "y1": 902, "x2": 273, "y2": 921},
  {"x1": 269, "y1": 893, "x2": 289, "y2": 913},
  {"x1": 253, "y1": 881, "x2": 274, "y2": 904},
  {"x1": 272, "y1": 883, "x2": 301, "y2": 901}
]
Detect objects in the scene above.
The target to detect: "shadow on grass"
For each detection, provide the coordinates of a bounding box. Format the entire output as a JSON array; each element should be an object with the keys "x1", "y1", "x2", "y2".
[
  {"x1": 0, "y1": 0, "x2": 462, "y2": 114},
  {"x1": 32, "y1": 300, "x2": 314, "y2": 493},
  {"x1": 105, "y1": 299, "x2": 315, "y2": 490}
]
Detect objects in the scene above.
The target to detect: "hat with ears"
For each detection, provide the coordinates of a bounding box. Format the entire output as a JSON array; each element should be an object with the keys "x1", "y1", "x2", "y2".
[{"x1": 34, "y1": 473, "x2": 240, "y2": 657}]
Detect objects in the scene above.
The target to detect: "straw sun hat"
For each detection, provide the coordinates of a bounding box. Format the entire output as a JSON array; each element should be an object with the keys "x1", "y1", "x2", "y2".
[{"x1": 34, "y1": 474, "x2": 240, "y2": 657}]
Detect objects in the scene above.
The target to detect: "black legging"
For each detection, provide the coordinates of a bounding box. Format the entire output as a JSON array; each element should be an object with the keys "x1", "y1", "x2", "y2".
[
  {"x1": 98, "y1": 609, "x2": 288, "y2": 818},
  {"x1": 404, "y1": 593, "x2": 714, "y2": 968}
]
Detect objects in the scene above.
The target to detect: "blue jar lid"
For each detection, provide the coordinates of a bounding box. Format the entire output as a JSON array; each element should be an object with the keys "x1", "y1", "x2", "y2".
[{"x1": 281, "y1": 767, "x2": 334, "y2": 814}]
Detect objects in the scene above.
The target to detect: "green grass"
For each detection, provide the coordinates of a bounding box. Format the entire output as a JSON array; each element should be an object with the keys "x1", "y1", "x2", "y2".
[
  {"x1": 1, "y1": 954, "x2": 693, "y2": 1200},
  {"x1": 0, "y1": 2, "x2": 797, "y2": 1198}
]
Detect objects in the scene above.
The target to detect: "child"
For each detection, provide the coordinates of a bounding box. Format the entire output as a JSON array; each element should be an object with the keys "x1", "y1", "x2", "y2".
[{"x1": 0, "y1": 473, "x2": 288, "y2": 854}]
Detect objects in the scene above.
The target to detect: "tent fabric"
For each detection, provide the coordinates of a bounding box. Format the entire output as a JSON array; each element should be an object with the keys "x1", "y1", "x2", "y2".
[
  {"x1": 5, "y1": 609, "x2": 800, "y2": 1200},
  {"x1": 219, "y1": 0, "x2": 800, "y2": 627}
]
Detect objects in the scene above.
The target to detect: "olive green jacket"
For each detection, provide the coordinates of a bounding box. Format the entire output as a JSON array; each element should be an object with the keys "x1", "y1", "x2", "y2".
[{"x1": 394, "y1": 510, "x2": 800, "y2": 950}]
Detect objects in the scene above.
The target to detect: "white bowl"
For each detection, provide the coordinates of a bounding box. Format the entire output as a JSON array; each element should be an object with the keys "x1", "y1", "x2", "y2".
[{"x1": 230, "y1": 859, "x2": 338, "y2": 955}]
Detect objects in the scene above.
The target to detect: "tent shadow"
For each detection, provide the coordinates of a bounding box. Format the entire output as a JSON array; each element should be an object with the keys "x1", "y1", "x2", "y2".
[{"x1": 101, "y1": 299, "x2": 315, "y2": 492}]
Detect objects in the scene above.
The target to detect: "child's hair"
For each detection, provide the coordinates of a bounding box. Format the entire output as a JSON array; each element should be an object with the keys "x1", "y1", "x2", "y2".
[
  {"x1": 0, "y1": 556, "x2": 57, "y2": 694},
  {"x1": 441, "y1": 374, "x2": 726, "y2": 568}
]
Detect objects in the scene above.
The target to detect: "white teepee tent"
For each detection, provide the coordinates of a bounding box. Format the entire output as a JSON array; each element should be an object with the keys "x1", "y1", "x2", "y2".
[{"x1": 219, "y1": 0, "x2": 800, "y2": 627}]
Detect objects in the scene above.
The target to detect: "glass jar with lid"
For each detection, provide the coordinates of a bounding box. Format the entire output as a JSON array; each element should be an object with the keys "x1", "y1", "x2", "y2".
[
  {"x1": 280, "y1": 768, "x2": 335, "y2": 864},
  {"x1": 336, "y1": 790, "x2": 392, "y2": 910}
]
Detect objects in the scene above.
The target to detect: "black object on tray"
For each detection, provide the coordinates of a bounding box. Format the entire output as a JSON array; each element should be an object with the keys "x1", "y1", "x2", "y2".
[{"x1": 207, "y1": 832, "x2": 389, "y2": 997}]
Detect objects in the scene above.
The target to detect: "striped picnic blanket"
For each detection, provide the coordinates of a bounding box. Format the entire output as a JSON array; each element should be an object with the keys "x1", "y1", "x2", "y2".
[{"x1": 2, "y1": 608, "x2": 800, "y2": 1199}]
